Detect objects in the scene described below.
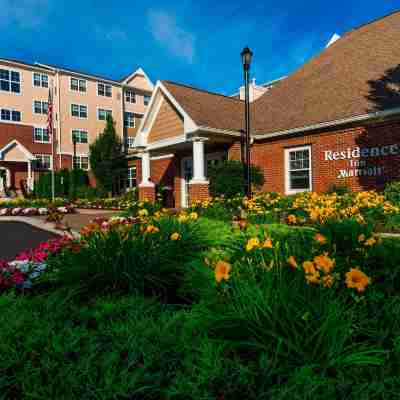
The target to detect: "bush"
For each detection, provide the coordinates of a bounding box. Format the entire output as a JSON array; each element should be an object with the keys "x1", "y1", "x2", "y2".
[
  {"x1": 208, "y1": 160, "x2": 264, "y2": 198},
  {"x1": 384, "y1": 181, "x2": 400, "y2": 205},
  {"x1": 326, "y1": 183, "x2": 350, "y2": 195}
]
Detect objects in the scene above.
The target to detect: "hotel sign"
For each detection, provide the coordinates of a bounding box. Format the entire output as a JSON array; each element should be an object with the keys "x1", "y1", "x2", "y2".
[{"x1": 324, "y1": 144, "x2": 399, "y2": 179}]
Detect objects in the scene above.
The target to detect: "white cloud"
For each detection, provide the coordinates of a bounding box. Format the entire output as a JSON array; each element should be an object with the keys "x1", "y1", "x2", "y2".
[
  {"x1": 147, "y1": 9, "x2": 195, "y2": 63},
  {"x1": 0, "y1": 0, "x2": 49, "y2": 29}
]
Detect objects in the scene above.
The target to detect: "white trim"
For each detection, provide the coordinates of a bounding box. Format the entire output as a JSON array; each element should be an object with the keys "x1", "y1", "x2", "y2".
[
  {"x1": 254, "y1": 107, "x2": 400, "y2": 141},
  {"x1": 70, "y1": 103, "x2": 88, "y2": 119},
  {"x1": 124, "y1": 88, "x2": 137, "y2": 104},
  {"x1": 33, "y1": 99, "x2": 48, "y2": 115},
  {"x1": 0, "y1": 139, "x2": 35, "y2": 161},
  {"x1": 197, "y1": 125, "x2": 242, "y2": 137},
  {"x1": 146, "y1": 135, "x2": 186, "y2": 151},
  {"x1": 0, "y1": 107, "x2": 22, "y2": 123},
  {"x1": 284, "y1": 145, "x2": 312, "y2": 195},
  {"x1": 0, "y1": 66, "x2": 22, "y2": 95},
  {"x1": 32, "y1": 71, "x2": 49, "y2": 89},
  {"x1": 181, "y1": 156, "x2": 192, "y2": 208},
  {"x1": 124, "y1": 111, "x2": 135, "y2": 128},
  {"x1": 150, "y1": 154, "x2": 174, "y2": 160},
  {"x1": 72, "y1": 154, "x2": 90, "y2": 171}
]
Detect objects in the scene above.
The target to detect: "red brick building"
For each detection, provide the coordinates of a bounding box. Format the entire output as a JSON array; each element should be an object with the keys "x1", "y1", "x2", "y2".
[{"x1": 129, "y1": 11, "x2": 400, "y2": 207}]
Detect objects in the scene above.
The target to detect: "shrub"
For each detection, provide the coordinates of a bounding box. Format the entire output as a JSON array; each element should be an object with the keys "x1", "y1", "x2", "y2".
[
  {"x1": 208, "y1": 160, "x2": 264, "y2": 198},
  {"x1": 384, "y1": 181, "x2": 400, "y2": 205},
  {"x1": 326, "y1": 183, "x2": 350, "y2": 195}
]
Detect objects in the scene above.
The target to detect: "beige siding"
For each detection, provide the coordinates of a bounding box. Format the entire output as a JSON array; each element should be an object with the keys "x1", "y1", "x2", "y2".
[{"x1": 148, "y1": 95, "x2": 183, "y2": 143}]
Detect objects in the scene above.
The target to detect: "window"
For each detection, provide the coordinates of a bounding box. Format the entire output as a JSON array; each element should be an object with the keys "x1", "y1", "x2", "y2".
[
  {"x1": 0, "y1": 68, "x2": 20, "y2": 93},
  {"x1": 35, "y1": 154, "x2": 52, "y2": 170},
  {"x1": 33, "y1": 72, "x2": 48, "y2": 88},
  {"x1": 73, "y1": 155, "x2": 89, "y2": 170},
  {"x1": 126, "y1": 137, "x2": 135, "y2": 148},
  {"x1": 0, "y1": 108, "x2": 19, "y2": 121},
  {"x1": 285, "y1": 146, "x2": 312, "y2": 194},
  {"x1": 144, "y1": 94, "x2": 151, "y2": 106},
  {"x1": 33, "y1": 100, "x2": 48, "y2": 114},
  {"x1": 34, "y1": 127, "x2": 50, "y2": 143},
  {"x1": 70, "y1": 77, "x2": 86, "y2": 92},
  {"x1": 125, "y1": 89, "x2": 136, "y2": 103},
  {"x1": 72, "y1": 129, "x2": 88, "y2": 144},
  {"x1": 124, "y1": 112, "x2": 135, "y2": 128},
  {"x1": 98, "y1": 108, "x2": 112, "y2": 121},
  {"x1": 127, "y1": 166, "x2": 137, "y2": 188},
  {"x1": 97, "y1": 82, "x2": 112, "y2": 97},
  {"x1": 71, "y1": 104, "x2": 87, "y2": 118}
]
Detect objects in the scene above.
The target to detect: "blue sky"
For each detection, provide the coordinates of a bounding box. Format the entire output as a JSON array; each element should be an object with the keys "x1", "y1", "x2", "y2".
[{"x1": 0, "y1": 0, "x2": 399, "y2": 95}]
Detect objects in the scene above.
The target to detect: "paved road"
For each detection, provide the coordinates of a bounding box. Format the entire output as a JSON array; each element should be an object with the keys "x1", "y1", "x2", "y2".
[{"x1": 0, "y1": 221, "x2": 59, "y2": 261}]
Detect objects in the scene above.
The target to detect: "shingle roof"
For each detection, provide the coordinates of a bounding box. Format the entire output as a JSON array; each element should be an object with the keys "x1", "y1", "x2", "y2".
[
  {"x1": 252, "y1": 10, "x2": 400, "y2": 135},
  {"x1": 161, "y1": 10, "x2": 400, "y2": 137},
  {"x1": 162, "y1": 80, "x2": 245, "y2": 132}
]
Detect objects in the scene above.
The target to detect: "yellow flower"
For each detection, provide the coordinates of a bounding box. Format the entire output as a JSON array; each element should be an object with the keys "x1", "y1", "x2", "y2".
[
  {"x1": 138, "y1": 209, "x2": 149, "y2": 217},
  {"x1": 189, "y1": 212, "x2": 198, "y2": 220},
  {"x1": 215, "y1": 260, "x2": 231, "y2": 283},
  {"x1": 287, "y1": 214, "x2": 297, "y2": 224},
  {"x1": 246, "y1": 237, "x2": 260, "y2": 252},
  {"x1": 322, "y1": 274, "x2": 334, "y2": 288},
  {"x1": 262, "y1": 238, "x2": 273, "y2": 249},
  {"x1": 345, "y1": 268, "x2": 371, "y2": 292},
  {"x1": 313, "y1": 253, "x2": 335, "y2": 273},
  {"x1": 306, "y1": 270, "x2": 320, "y2": 284},
  {"x1": 170, "y1": 232, "x2": 181, "y2": 241},
  {"x1": 145, "y1": 225, "x2": 159, "y2": 234},
  {"x1": 364, "y1": 237, "x2": 377, "y2": 247},
  {"x1": 287, "y1": 256, "x2": 298, "y2": 269},
  {"x1": 154, "y1": 211, "x2": 162, "y2": 219},
  {"x1": 358, "y1": 234, "x2": 366, "y2": 243},
  {"x1": 314, "y1": 233, "x2": 327, "y2": 245},
  {"x1": 178, "y1": 213, "x2": 189, "y2": 223}
]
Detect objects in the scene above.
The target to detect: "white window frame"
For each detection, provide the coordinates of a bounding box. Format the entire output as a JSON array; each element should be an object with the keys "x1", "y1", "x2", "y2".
[
  {"x1": 125, "y1": 89, "x2": 136, "y2": 103},
  {"x1": 35, "y1": 154, "x2": 52, "y2": 170},
  {"x1": 126, "y1": 137, "x2": 135, "y2": 148},
  {"x1": 1, "y1": 108, "x2": 22, "y2": 122},
  {"x1": 97, "y1": 82, "x2": 112, "y2": 97},
  {"x1": 33, "y1": 100, "x2": 48, "y2": 115},
  {"x1": 71, "y1": 103, "x2": 88, "y2": 119},
  {"x1": 0, "y1": 68, "x2": 21, "y2": 94},
  {"x1": 97, "y1": 108, "x2": 112, "y2": 121},
  {"x1": 70, "y1": 77, "x2": 87, "y2": 93},
  {"x1": 284, "y1": 145, "x2": 312, "y2": 195},
  {"x1": 71, "y1": 129, "x2": 88, "y2": 144},
  {"x1": 33, "y1": 72, "x2": 48, "y2": 88},
  {"x1": 124, "y1": 112, "x2": 135, "y2": 128},
  {"x1": 73, "y1": 155, "x2": 89, "y2": 171},
  {"x1": 144, "y1": 94, "x2": 151, "y2": 106},
  {"x1": 127, "y1": 166, "x2": 137, "y2": 188},
  {"x1": 33, "y1": 127, "x2": 51, "y2": 143}
]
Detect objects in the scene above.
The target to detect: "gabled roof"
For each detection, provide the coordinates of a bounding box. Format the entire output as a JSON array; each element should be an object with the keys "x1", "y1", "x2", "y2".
[
  {"x1": 252, "y1": 10, "x2": 400, "y2": 136},
  {"x1": 0, "y1": 139, "x2": 35, "y2": 161},
  {"x1": 162, "y1": 80, "x2": 245, "y2": 133},
  {"x1": 120, "y1": 67, "x2": 154, "y2": 91}
]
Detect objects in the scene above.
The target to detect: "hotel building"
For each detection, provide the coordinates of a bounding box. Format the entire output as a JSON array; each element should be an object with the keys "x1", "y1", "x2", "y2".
[{"x1": 0, "y1": 59, "x2": 153, "y2": 192}]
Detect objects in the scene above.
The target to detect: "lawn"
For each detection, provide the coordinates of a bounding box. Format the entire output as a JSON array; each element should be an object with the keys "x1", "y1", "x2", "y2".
[{"x1": 1, "y1": 190, "x2": 400, "y2": 399}]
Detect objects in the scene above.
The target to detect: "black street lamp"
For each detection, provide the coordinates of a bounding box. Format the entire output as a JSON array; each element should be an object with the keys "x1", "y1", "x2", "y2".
[{"x1": 241, "y1": 46, "x2": 253, "y2": 198}]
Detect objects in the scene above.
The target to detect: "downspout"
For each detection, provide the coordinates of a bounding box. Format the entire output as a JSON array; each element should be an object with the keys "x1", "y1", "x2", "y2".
[{"x1": 56, "y1": 69, "x2": 62, "y2": 170}]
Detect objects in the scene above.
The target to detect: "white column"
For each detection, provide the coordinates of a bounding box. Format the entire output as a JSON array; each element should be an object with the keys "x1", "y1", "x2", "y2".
[
  {"x1": 190, "y1": 139, "x2": 208, "y2": 183},
  {"x1": 139, "y1": 151, "x2": 154, "y2": 187},
  {"x1": 27, "y1": 161, "x2": 32, "y2": 191}
]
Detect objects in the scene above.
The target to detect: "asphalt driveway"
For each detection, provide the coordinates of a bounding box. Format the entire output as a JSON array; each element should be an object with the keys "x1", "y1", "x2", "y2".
[{"x1": 0, "y1": 221, "x2": 59, "y2": 261}]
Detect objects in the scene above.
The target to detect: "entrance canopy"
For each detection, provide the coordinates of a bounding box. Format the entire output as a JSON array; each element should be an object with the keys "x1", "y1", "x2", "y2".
[{"x1": 0, "y1": 139, "x2": 35, "y2": 162}]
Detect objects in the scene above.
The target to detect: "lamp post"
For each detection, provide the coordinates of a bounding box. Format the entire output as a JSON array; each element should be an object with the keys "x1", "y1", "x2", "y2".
[{"x1": 241, "y1": 46, "x2": 253, "y2": 198}]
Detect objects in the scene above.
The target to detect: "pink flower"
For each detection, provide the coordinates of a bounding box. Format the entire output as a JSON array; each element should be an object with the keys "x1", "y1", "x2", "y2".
[{"x1": 12, "y1": 270, "x2": 25, "y2": 285}]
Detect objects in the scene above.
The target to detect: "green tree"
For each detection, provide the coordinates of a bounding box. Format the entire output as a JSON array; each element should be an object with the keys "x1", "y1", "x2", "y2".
[
  {"x1": 208, "y1": 160, "x2": 264, "y2": 198},
  {"x1": 89, "y1": 115, "x2": 127, "y2": 195}
]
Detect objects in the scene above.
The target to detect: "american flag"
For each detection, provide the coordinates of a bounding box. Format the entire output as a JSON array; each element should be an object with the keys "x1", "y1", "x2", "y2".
[{"x1": 47, "y1": 88, "x2": 53, "y2": 137}]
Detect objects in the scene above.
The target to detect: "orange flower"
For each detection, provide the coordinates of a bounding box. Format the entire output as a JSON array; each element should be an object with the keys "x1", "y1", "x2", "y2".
[
  {"x1": 215, "y1": 260, "x2": 231, "y2": 283},
  {"x1": 314, "y1": 233, "x2": 327, "y2": 244},
  {"x1": 345, "y1": 268, "x2": 371, "y2": 292},
  {"x1": 287, "y1": 256, "x2": 298, "y2": 269},
  {"x1": 358, "y1": 234, "x2": 366, "y2": 243},
  {"x1": 364, "y1": 237, "x2": 377, "y2": 247},
  {"x1": 287, "y1": 214, "x2": 297, "y2": 224},
  {"x1": 313, "y1": 253, "x2": 335, "y2": 273},
  {"x1": 145, "y1": 225, "x2": 160, "y2": 234},
  {"x1": 306, "y1": 270, "x2": 320, "y2": 284},
  {"x1": 262, "y1": 238, "x2": 273, "y2": 249},
  {"x1": 302, "y1": 261, "x2": 316, "y2": 275}
]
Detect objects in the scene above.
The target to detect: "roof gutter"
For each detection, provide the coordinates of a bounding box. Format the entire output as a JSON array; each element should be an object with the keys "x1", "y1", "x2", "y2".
[
  {"x1": 197, "y1": 125, "x2": 242, "y2": 137},
  {"x1": 253, "y1": 106, "x2": 400, "y2": 140}
]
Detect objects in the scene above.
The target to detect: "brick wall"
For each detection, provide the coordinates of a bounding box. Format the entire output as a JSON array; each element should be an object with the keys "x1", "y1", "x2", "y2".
[
  {"x1": 247, "y1": 119, "x2": 400, "y2": 193},
  {"x1": 188, "y1": 182, "x2": 209, "y2": 205}
]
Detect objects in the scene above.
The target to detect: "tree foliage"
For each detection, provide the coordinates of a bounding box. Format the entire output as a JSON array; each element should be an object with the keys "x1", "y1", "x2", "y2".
[{"x1": 89, "y1": 115, "x2": 127, "y2": 194}]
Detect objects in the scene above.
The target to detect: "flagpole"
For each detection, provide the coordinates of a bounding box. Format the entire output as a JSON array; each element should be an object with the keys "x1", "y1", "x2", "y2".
[{"x1": 50, "y1": 81, "x2": 55, "y2": 202}]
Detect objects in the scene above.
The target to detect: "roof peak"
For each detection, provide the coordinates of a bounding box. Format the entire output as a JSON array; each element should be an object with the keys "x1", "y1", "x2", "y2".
[{"x1": 162, "y1": 80, "x2": 244, "y2": 103}]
